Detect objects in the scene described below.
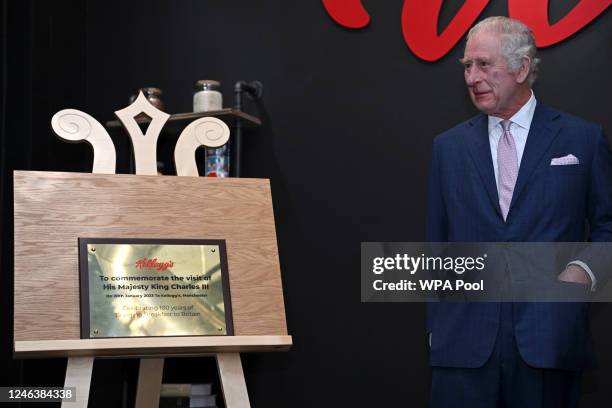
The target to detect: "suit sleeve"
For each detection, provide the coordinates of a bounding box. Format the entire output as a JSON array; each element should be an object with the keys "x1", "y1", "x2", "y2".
[
  {"x1": 426, "y1": 138, "x2": 448, "y2": 243},
  {"x1": 587, "y1": 127, "x2": 612, "y2": 242},
  {"x1": 425, "y1": 138, "x2": 448, "y2": 332},
  {"x1": 580, "y1": 127, "x2": 612, "y2": 289}
]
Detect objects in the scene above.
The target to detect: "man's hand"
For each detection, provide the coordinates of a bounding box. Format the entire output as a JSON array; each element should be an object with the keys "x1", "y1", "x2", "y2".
[{"x1": 558, "y1": 264, "x2": 592, "y2": 285}]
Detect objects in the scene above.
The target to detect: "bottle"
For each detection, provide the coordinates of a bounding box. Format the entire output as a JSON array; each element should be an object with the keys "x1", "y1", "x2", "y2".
[
  {"x1": 193, "y1": 80, "x2": 229, "y2": 177},
  {"x1": 142, "y1": 87, "x2": 164, "y2": 110},
  {"x1": 129, "y1": 87, "x2": 165, "y2": 110},
  {"x1": 193, "y1": 80, "x2": 222, "y2": 112}
]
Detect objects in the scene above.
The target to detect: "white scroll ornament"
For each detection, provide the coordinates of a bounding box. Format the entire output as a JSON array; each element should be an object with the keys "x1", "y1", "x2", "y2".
[
  {"x1": 174, "y1": 117, "x2": 230, "y2": 177},
  {"x1": 51, "y1": 109, "x2": 116, "y2": 174}
]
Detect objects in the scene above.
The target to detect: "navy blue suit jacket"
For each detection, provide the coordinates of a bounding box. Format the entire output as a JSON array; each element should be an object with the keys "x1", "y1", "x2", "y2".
[{"x1": 426, "y1": 102, "x2": 612, "y2": 370}]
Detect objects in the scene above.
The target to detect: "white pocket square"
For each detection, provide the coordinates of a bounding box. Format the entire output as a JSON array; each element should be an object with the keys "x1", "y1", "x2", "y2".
[{"x1": 551, "y1": 154, "x2": 579, "y2": 166}]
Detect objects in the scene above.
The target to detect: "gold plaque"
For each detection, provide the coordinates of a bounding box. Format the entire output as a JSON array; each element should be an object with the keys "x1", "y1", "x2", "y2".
[{"x1": 79, "y1": 238, "x2": 233, "y2": 338}]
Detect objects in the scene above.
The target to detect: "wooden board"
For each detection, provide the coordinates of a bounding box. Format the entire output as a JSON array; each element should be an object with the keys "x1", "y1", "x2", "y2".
[
  {"x1": 15, "y1": 335, "x2": 292, "y2": 358},
  {"x1": 14, "y1": 171, "x2": 288, "y2": 354}
]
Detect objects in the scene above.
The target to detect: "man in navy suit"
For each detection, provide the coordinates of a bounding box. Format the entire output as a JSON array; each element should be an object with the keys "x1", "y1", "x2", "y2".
[{"x1": 426, "y1": 16, "x2": 612, "y2": 407}]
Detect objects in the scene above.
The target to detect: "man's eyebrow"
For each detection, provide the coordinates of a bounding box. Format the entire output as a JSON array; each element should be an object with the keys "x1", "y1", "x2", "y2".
[{"x1": 460, "y1": 57, "x2": 492, "y2": 65}]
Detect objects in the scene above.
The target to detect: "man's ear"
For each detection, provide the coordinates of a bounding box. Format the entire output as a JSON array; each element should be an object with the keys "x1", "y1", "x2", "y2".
[{"x1": 516, "y1": 56, "x2": 531, "y2": 84}]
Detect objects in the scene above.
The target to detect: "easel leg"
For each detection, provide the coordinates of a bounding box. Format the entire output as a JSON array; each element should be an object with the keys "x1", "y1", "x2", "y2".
[
  {"x1": 217, "y1": 353, "x2": 251, "y2": 408},
  {"x1": 135, "y1": 357, "x2": 165, "y2": 408},
  {"x1": 62, "y1": 356, "x2": 94, "y2": 407}
]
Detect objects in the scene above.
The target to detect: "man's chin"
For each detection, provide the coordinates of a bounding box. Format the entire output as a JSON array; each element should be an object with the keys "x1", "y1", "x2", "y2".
[{"x1": 472, "y1": 101, "x2": 494, "y2": 115}]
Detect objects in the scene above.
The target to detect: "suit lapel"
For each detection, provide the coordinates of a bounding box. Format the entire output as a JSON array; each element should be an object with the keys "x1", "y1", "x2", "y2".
[
  {"x1": 465, "y1": 114, "x2": 502, "y2": 217},
  {"x1": 509, "y1": 103, "x2": 561, "y2": 211}
]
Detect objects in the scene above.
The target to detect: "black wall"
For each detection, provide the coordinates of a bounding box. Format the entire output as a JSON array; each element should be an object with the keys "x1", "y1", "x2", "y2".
[{"x1": 2, "y1": 1, "x2": 611, "y2": 407}]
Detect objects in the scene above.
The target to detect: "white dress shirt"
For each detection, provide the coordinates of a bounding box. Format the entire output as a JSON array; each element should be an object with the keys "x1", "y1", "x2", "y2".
[
  {"x1": 488, "y1": 91, "x2": 536, "y2": 192},
  {"x1": 486, "y1": 91, "x2": 596, "y2": 291}
]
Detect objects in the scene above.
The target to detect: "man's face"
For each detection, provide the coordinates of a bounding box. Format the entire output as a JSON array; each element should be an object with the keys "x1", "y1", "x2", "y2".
[{"x1": 462, "y1": 31, "x2": 526, "y2": 118}]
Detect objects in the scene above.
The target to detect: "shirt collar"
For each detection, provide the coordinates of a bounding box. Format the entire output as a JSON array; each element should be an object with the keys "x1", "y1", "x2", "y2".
[{"x1": 487, "y1": 91, "x2": 537, "y2": 134}]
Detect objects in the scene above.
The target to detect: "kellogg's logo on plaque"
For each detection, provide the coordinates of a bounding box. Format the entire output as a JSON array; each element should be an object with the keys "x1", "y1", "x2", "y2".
[{"x1": 78, "y1": 238, "x2": 233, "y2": 338}]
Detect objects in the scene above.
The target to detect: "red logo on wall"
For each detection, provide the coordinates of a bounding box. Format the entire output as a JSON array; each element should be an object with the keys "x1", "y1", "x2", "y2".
[
  {"x1": 135, "y1": 258, "x2": 174, "y2": 271},
  {"x1": 321, "y1": 0, "x2": 610, "y2": 61}
]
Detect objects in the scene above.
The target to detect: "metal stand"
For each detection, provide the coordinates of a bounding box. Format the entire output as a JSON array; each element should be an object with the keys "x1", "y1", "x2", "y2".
[{"x1": 232, "y1": 81, "x2": 263, "y2": 177}]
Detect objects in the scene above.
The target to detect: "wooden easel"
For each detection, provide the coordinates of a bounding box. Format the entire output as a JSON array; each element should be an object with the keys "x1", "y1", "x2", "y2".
[
  {"x1": 131, "y1": 355, "x2": 249, "y2": 408},
  {"x1": 14, "y1": 93, "x2": 291, "y2": 407}
]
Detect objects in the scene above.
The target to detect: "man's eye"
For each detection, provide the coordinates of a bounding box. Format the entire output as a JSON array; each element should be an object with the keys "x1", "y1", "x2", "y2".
[
  {"x1": 478, "y1": 61, "x2": 489, "y2": 68},
  {"x1": 464, "y1": 63, "x2": 472, "y2": 69}
]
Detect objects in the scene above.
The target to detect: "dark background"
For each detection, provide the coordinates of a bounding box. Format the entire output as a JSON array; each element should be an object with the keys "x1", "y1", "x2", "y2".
[{"x1": 1, "y1": 1, "x2": 610, "y2": 407}]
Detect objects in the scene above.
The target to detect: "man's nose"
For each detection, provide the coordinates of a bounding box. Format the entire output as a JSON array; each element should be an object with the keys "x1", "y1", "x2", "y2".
[{"x1": 465, "y1": 68, "x2": 480, "y2": 86}]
